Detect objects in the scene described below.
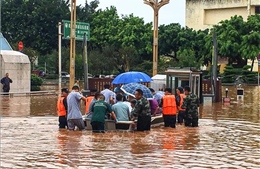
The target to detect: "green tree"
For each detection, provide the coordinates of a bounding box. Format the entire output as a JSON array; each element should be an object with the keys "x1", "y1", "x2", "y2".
[
  {"x1": 90, "y1": 6, "x2": 120, "y2": 49},
  {"x1": 240, "y1": 14, "x2": 260, "y2": 71},
  {"x1": 89, "y1": 8, "x2": 153, "y2": 74},
  {"x1": 77, "y1": 0, "x2": 99, "y2": 23},
  {"x1": 158, "y1": 23, "x2": 182, "y2": 61},
  {"x1": 214, "y1": 15, "x2": 248, "y2": 66},
  {"x1": 176, "y1": 49, "x2": 201, "y2": 68},
  {"x1": 158, "y1": 24, "x2": 209, "y2": 68},
  {"x1": 1, "y1": 0, "x2": 71, "y2": 55}
]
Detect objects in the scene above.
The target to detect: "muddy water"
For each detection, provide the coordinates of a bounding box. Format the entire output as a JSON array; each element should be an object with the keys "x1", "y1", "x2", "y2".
[{"x1": 0, "y1": 86, "x2": 259, "y2": 168}]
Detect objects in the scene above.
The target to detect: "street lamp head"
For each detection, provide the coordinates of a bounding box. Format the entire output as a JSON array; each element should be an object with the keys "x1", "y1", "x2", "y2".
[
  {"x1": 144, "y1": 0, "x2": 170, "y2": 9},
  {"x1": 225, "y1": 88, "x2": 228, "y2": 91},
  {"x1": 159, "y1": 0, "x2": 170, "y2": 3}
]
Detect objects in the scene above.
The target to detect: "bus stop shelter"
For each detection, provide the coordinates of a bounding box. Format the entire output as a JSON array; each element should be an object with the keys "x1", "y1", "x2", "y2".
[{"x1": 165, "y1": 67, "x2": 202, "y2": 102}]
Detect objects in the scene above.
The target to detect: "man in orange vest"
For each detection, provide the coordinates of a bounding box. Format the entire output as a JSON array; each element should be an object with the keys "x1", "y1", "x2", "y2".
[
  {"x1": 86, "y1": 92, "x2": 100, "y2": 118},
  {"x1": 176, "y1": 87, "x2": 186, "y2": 125},
  {"x1": 160, "y1": 88, "x2": 177, "y2": 128},
  {"x1": 57, "y1": 88, "x2": 69, "y2": 129}
]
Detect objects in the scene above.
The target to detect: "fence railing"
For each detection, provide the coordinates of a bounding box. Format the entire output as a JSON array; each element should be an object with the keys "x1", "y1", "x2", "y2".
[{"x1": 0, "y1": 90, "x2": 57, "y2": 97}]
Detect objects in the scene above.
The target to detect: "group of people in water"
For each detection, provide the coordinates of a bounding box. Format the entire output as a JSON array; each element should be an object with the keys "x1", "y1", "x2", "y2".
[{"x1": 57, "y1": 83, "x2": 199, "y2": 133}]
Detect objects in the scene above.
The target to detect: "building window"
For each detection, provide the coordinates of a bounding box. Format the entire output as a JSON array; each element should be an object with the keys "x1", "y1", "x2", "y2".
[{"x1": 256, "y1": 6, "x2": 260, "y2": 14}]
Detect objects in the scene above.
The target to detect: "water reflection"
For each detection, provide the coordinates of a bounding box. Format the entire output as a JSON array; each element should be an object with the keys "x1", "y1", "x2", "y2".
[
  {"x1": 0, "y1": 86, "x2": 260, "y2": 168},
  {"x1": 0, "y1": 86, "x2": 259, "y2": 123},
  {"x1": 0, "y1": 117, "x2": 259, "y2": 168},
  {"x1": 199, "y1": 86, "x2": 260, "y2": 123},
  {"x1": 56, "y1": 130, "x2": 84, "y2": 168},
  {"x1": 0, "y1": 96, "x2": 31, "y2": 117}
]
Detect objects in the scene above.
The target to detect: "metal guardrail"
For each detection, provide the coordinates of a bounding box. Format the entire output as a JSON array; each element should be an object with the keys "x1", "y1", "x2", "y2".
[{"x1": 0, "y1": 90, "x2": 57, "y2": 97}]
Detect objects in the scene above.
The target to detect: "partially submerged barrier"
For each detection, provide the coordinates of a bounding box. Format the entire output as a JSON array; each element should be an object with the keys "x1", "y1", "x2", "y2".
[{"x1": 0, "y1": 90, "x2": 57, "y2": 97}]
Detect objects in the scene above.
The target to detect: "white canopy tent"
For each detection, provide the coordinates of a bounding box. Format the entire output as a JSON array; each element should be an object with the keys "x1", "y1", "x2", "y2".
[{"x1": 150, "y1": 74, "x2": 166, "y2": 91}]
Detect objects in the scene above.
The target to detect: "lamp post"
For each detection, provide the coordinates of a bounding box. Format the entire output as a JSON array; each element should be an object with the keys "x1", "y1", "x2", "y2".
[
  {"x1": 144, "y1": 0, "x2": 169, "y2": 76},
  {"x1": 69, "y1": 0, "x2": 77, "y2": 90},
  {"x1": 225, "y1": 88, "x2": 228, "y2": 98}
]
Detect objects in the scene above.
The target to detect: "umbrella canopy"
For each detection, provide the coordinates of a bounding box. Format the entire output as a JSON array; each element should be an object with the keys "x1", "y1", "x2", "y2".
[
  {"x1": 154, "y1": 91, "x2": 164, "y2": 101},
  {"x1": 112, "y1": 71, "x2": 152, "y2": 84},
  {"x1": 120, "y1": 83, "x2": 153, "y2": 99}
]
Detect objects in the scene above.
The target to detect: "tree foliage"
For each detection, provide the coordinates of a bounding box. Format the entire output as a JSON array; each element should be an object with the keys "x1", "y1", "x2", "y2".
[
  {"x1": 2, "y1": 0, "x2": 260, "y2": 78},
  {"x1": 2, "y1": 0, "x2": 70, "y2": 55},
  {"x1": 240, "y1": 15, "x2": 260, "y2": 61}
]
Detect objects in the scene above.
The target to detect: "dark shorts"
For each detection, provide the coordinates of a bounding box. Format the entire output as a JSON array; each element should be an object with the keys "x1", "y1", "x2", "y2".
[
  {"x1": 91, "y1": 121, "x2": 105, "y2": 133},
  {"x1": 177, "y1": 111, "x2": 185, "y2": 124},
  {"x1": 185, "y1": 116, "x2": 199, "y2": 127},
  {"x1": 3, "y1": 87, "x2": 10, "y2": 93},
  {"x1": 59, "y1": 116, "x2": 67, "y2": 128},
  {"x1": 137, "y1": 115, "x2": 151, "y2": 131},
  {"x1": 67, "y1": 119, "x2": 85, "y2": 130},
  {"x1": 163, "y1": 115, "x2": 176, "y2": 128}
]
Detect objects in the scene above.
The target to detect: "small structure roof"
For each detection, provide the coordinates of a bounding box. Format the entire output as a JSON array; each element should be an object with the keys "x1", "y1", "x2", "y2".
[
  {"x1": 0, "y1": 50, "x2": 30, "y2": 63},
  {"x1": 165, "y1": 67, "x2": 202, "y2": 75},
  {"x1": 151, "y1": 74, "x2": 166, "y2": 80},
  {"x1": 0, "y1": 33, "x2": 13, "y2": 50}
]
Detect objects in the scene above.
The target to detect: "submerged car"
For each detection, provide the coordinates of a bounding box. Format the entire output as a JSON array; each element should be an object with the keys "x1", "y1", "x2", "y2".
[{"x1": 61, "y1": 71, "x2": 70, "y2": 78}]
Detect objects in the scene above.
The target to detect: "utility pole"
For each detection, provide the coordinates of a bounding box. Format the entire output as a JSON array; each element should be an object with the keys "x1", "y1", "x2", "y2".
[
  {"x1": 69, "y1": 0, "x2": 77, "y2": 90},
  {"x1": 212, "y1": 29, "x2": 218, "y2": 102},
  {"x1": 247, "y1": 0, "x2": 251, "y2": 16},
  {"x1": 58, "y1": 22, "x2": 62, "y2": 94},
  {"x1": 144, "y1": 0, "x2": 169, "y2": 76}
]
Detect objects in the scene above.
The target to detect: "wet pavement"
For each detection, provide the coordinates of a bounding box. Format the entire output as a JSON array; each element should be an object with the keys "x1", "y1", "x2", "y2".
[{"x1": 0, "y1": 86, "x2": 259, "y2": 168}]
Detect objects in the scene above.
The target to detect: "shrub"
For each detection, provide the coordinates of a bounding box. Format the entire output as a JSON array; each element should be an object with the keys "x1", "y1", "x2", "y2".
[
  {"x1": 45, "y1": 74, "x2": 58, "y2": 79},
  {"x1": 31, "y1": 74, "x2": 43, "y2": 91}
]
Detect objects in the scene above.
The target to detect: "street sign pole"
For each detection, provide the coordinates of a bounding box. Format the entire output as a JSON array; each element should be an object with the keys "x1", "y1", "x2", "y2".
[
  {"x1": 83, "y1": 33, "x2": 89, "y2": 90},
  {"x1": 62, "y1": 17, "x2": 90, "y2": 91},
  {"x1": 69, "y1": 0, "x2": 76, "y2": 90},
  {"x1": 58, "y1": 22, "x2": 62, "y2": 94},
  {"x1": 82, "y1": 33, "x2": 90, "y2": 96}
]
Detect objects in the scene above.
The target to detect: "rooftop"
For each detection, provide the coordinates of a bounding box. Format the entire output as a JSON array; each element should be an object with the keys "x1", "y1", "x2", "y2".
[{"x1": 0, "y1": 33, "x2": 13, "y2": 51}]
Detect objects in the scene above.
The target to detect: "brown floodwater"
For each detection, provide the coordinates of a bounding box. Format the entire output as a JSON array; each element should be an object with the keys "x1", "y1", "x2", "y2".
[{"x1": 0, "y1": 86, "x2": 259, "y2": 168}]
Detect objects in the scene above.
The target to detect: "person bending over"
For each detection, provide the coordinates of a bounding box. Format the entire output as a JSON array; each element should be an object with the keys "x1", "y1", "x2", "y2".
[{"x1": 91, "y1": 94, "x2": 116, "y2": 133}]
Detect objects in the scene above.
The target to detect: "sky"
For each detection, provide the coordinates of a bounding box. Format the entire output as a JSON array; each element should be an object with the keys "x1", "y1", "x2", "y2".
[{"x1": 77, "y1": 0, "x2": 186, "y2": 26}]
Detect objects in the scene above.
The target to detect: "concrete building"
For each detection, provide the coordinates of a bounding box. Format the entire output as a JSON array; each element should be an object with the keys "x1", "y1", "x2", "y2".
[
  {"x1": 0, "y1": 33, "x2": 31, "y2": 93},
  {"x1": 186, "y1": 0, "x2": 260, "y2": 30},
  {"x1": 186, "y1": 0, "x2": 260, "y2": 72}
]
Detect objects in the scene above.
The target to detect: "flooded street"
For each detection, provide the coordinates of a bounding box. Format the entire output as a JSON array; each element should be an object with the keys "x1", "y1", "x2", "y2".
[{"x1": 0, "y1": 86, "x2": 259, "y2": 168}]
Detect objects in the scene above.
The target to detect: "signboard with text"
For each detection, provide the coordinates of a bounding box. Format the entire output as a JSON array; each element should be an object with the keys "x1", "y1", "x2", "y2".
[{"x1": 62, "y1": 20, "x2": 90, "y2": 41}]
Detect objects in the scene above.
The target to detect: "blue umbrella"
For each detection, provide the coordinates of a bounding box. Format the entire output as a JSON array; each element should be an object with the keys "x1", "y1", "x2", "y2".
[
  {"x1": 120, "y1": 83, "x2": 153, "y2": 99},
  {"x1": 154, "y1": 91, "x2": 164, "y2": 102},
  {"x1": 112, "y1": 71, "x2": 152, "y2": 84}
]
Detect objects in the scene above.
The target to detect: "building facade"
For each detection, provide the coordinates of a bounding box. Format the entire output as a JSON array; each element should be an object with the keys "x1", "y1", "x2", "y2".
[
  {"x1": 186, "y1": 0, "x2": 260, "y2": 30},
  {"x1": 186, "y1": 0, "x2": 260, "y2": 72}
]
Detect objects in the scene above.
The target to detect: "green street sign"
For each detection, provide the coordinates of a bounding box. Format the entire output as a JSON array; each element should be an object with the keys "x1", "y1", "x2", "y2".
[{"x1": 62, "y1": 20, "x2": 90, "y2": 41}]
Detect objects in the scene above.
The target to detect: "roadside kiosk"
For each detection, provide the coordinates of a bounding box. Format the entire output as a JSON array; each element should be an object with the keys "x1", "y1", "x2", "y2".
[{"x1": 165, "y1": 67, "x2": 202, "y2": 103}]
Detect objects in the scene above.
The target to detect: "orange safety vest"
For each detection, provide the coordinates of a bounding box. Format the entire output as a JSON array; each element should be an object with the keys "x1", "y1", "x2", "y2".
[
  {"x1": 162, "y1": 95, "x2": 177, "y2": 115},
  {"x1": 57, "y1": 97, "x2": 66, "y2": 116},
  {"x1": 85, "y1": 96, "x2": 94, "y2": 113},
  {"x1": 178, "y1": 93, "x2": 186, "y2": 111}
]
